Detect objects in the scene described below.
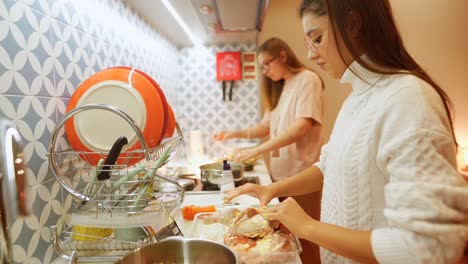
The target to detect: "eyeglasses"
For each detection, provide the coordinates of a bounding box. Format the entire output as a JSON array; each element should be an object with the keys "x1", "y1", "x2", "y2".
[{"x1": 260, "y1": 56, "x2": 278, "y2": 73}]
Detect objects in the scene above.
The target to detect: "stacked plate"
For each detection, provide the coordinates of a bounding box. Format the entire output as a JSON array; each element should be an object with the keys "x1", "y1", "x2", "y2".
[{"x1": 65, "y1": 67, "x2": 176, "y2": 166}]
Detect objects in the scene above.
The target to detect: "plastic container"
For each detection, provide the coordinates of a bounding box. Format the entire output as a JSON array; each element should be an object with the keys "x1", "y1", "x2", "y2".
[
  {"x1": 188, "y1": 206, "x2": 302, "y2": 264},
  {"x1": 219, "y1": 160, "x2": 235, "y2": 200}
]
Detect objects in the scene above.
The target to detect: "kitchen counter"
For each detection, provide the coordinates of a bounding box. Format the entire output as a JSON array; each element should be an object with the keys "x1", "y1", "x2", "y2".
[
  {"x1": 53, "y1": 160, "x2": 303, "y2": 264},
  {"x1": 171, "y1": 160, "x2": 302, "y2": 264},
  {"x1": 173, "y1": 159, "x2": 278, "y2": 235}
]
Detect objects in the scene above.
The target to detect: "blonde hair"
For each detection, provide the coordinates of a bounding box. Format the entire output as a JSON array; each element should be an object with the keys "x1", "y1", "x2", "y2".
[{"x1": 258, "y1": 37, "x2": 307, "y2": 111}]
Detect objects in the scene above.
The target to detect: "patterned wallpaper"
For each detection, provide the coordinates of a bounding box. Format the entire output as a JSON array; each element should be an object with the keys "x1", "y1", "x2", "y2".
[
  {"x1": 0, "y1": 0, "x2": 261, "y2": 262},
  {"x1": 0, "y1": 0, "x2": 179, "y2": 263},
  {"x1": 177, "y1": 45, "x2": 261, "y2": 159}
]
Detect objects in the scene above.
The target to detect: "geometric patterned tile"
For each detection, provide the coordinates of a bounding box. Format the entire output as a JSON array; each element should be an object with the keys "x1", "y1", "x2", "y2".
[
  {"x1": 178, "y1": 44, "x2": 261, "y2": 158},
  {"x1": 53, "y1": 96, "x2": 68, "y2": 122},
  {"x1": 3, "y1": 0, "x2": 181, "y2": 262},
  {"x1": 16, "y1": 0, "x2": 50, "y2": 15},
  {"x1": 2, "y1": 1, "x2": 262, "y2": 263},
  {"x1": 0, "y1": 95, "x2": 56, "y2": 186},
  {"x1": 49, "y1": 0, "x2": 82, "y2": 32},
  {"x1": 12, "y1": 180, "x2": 61, "y2": 264},
  {"x1": 85, "y1": 35, "x2": 108, "y2": 74},
  {"x1": 0, "y1": 0, "x2": 54, "y2": 97},
  {"x1": 50, "y1": 18, "x2": 90, "y2": 98}
]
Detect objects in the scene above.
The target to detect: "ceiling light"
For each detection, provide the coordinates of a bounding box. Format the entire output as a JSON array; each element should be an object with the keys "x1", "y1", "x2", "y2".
[
  {"x1": 199, "y1": 5, "x2": 214, "y2": 14},
  {"x1": 161, "y1": 0, "x2": 201, "y2": 45}
]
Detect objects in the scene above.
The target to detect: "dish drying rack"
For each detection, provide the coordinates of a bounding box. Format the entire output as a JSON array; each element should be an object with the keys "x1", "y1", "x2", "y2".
[
  {"x1": 47, "y1": 104, "x2": 185, "y2": 260},
  {"x1": 50, "y1": 225, "x2": 153, "y2": 263}
]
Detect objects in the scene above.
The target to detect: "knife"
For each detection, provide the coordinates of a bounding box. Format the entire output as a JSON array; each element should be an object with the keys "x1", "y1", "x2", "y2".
[
  {"x1": 77, "y1": 136, "x2": 128, "y2": 209},
  {"x1": 97, "y1": 136, "x2": 128, "y2": 181}
]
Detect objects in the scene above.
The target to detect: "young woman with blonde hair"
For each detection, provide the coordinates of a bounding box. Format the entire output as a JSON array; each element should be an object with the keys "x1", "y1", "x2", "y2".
[{"x1": 213, "y1": 37, "x2": 324, "y2": 263}]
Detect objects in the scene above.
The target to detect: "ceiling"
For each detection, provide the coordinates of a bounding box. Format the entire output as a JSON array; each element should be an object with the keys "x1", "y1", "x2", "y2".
[{"x1": 123, "y1": 0, "x2": 268, "y2": 48}]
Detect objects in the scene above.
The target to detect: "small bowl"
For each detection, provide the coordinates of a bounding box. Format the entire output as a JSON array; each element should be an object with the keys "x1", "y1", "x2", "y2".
[{"x1": 199, "y1": 162, "x2": 244, "y2": 184}]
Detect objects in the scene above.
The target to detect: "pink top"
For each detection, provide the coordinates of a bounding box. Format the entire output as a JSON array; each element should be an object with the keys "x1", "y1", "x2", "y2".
[{"x1": 261, "y1": 70, "x2": 324, "y2": 181}]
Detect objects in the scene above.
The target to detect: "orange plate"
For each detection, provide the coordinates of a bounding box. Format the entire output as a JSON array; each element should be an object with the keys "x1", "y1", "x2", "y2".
[
  {"x1": 65, "y1": 68, "x2": 165, "y2": 166},
  {"x1": 110, "y1": 66, "x2": 172, "y2": 138}
]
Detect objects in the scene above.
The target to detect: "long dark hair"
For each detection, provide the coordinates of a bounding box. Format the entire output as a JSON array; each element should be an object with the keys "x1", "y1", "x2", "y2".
[
  {"x1": 299, "y1": 0, "x2": 457, "y2": 146},
  {"x1": 258, "y1": 37, "x2": 307, "y2": 111}
]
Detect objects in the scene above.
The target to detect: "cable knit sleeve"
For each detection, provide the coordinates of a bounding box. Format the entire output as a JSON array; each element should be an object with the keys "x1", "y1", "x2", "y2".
[
  {"x1": 314, "y1": 142, "x2": 328, "y2": 173},
  {"x1": 372, "y1": 78, "x2": 468, "y2": 264}
]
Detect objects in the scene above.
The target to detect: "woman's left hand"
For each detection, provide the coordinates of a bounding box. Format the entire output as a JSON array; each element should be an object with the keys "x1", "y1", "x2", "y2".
[
  {"x1": 264, "y1": 197, "x2": 315, "y2": 239},
  {"x1": 234, "y1": 147, "x2": 259, "y2": 162}
]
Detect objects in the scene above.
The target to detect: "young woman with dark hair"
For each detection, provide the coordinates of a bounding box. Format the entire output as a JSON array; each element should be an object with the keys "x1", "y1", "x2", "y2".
[{"x1": 226, "y1": 1, "x2": 468, "y2": 263}]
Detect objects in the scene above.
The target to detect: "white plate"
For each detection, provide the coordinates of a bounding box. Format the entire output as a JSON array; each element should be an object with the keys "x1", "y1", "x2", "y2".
[{"x1": 74, "y1": 80, "x2": 147, "y2": 152}]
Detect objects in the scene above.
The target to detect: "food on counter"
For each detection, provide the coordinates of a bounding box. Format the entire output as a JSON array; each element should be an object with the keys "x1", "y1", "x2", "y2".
[
  {"x1": 72, "y1": 225, "x2": 113, "y2": 241},
  {"x1": 224, "y1": 207, "x2": 291, "y2": 253},
  {"x1": 250, "y1": 231, "x2": 293, "y2": 253},
  {"x1": 189, "y1": 207, "x2": 300, "y2": 263},
  {"x1": 181, "y1": 205, "x2": 216, "y2": 220},
  {"x1": 224, "y1": 236, "x2": 257, "y2": 252},
  {"x1": 227, "y1": 207, "x2": 278, "y2": 238},
  {"x1": 224, "y1": 230, "x2": 293, "y2": 254}
]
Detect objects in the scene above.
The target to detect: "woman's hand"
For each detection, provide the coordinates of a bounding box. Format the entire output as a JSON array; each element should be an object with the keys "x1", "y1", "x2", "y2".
[
  {"x1": 264, "y1": 197, "x2": 315, "y2": 239},
  {"x1": 224, "y1": 183, "x2": 275, "y2": 207},
  {"x1": 233, "y1": 147, "x2": 260, "y2": 162},
  {"x1": 212, "y1": 130, "x2": 237, "y2": 141}
]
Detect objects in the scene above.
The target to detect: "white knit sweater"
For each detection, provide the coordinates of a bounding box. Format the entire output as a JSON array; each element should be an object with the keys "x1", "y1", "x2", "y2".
[{"x1": 315, "y1": 61, "x2": 468, "y2": 264}]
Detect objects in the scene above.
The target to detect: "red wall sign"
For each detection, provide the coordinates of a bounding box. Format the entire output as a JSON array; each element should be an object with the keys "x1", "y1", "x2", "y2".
[{"x1": 216, "y1": 51, "x2": 242, "y2": 81}]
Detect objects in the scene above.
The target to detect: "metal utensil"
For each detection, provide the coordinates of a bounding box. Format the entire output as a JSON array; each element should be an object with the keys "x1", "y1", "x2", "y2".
[
  {"x1": 177, "y1": 178, "x2": 195, "y2": 191},
  {"x1": 76, "y1": 158, "x2": 105, "y2": 209},
  {"x1": 117, "y1": 236, "x2": 237, "y2": 264},
  {"x1": 97, "y1": 136, "x2": 128, "y2": 181},
  {"x1": 79, "y1": 137, "x2": 127, "y2": 208},
  {"x1": 199, "y1": 161, "x2": 244, "y2": 185},
  {"x1": 112, "y1": 146, "x2": 172, "y2": 207}
]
